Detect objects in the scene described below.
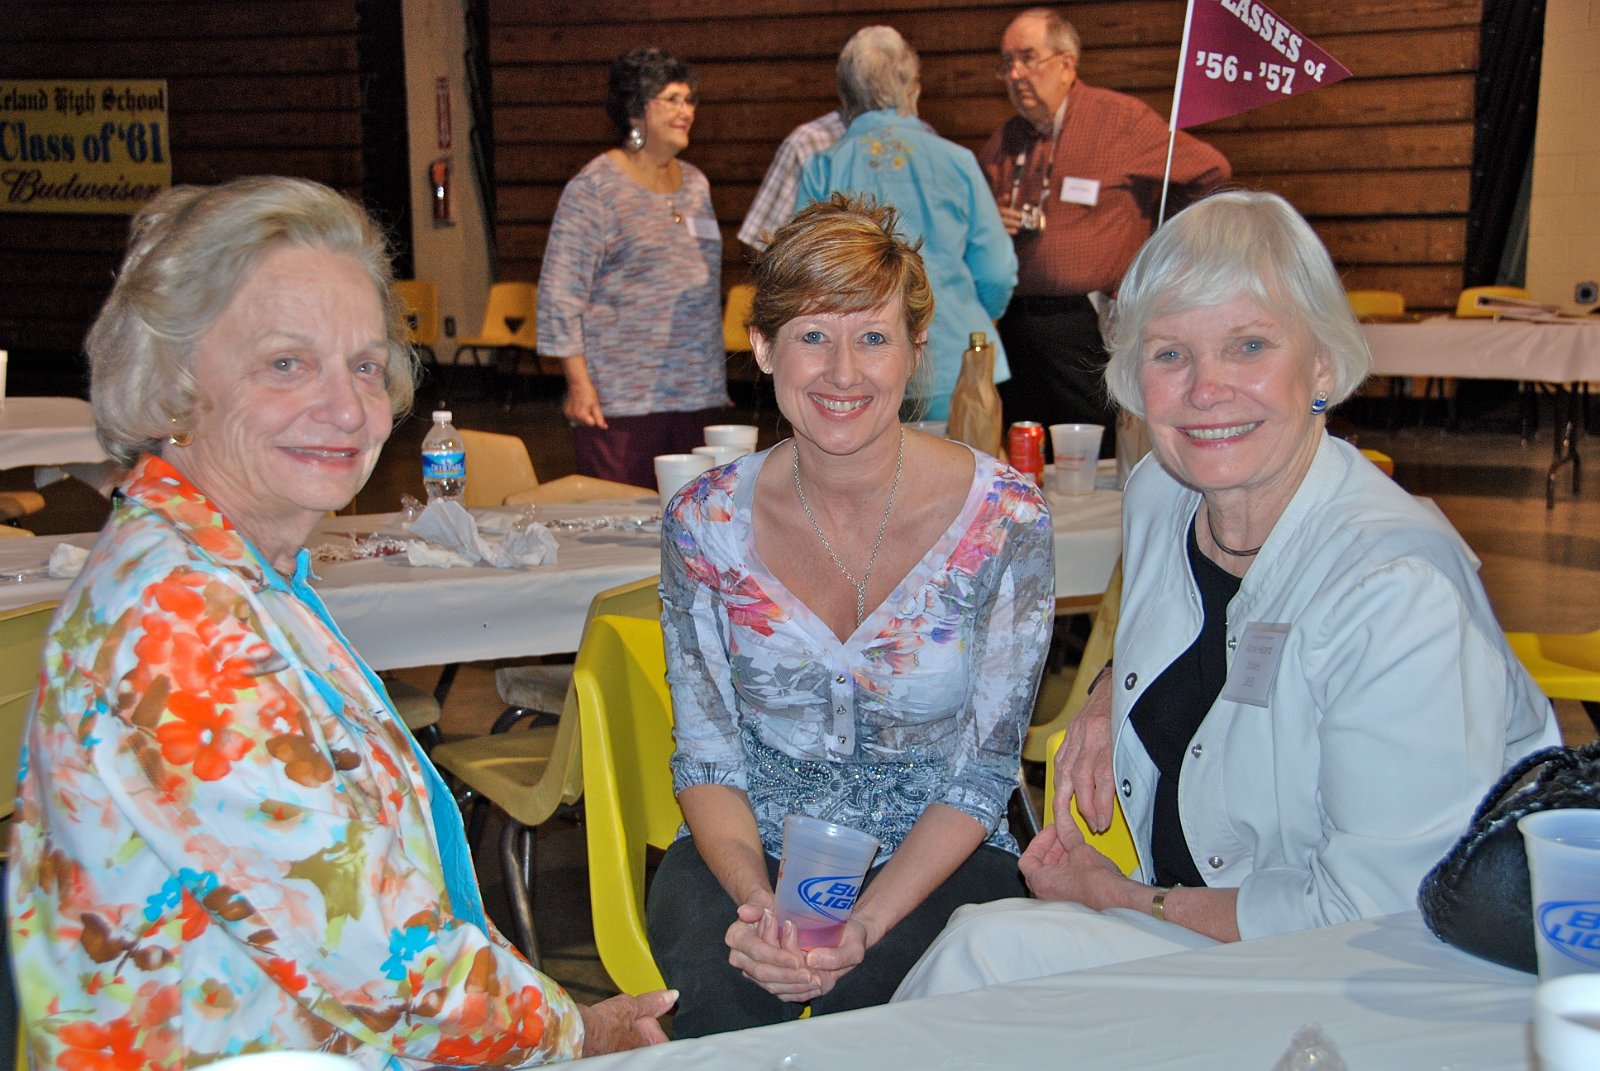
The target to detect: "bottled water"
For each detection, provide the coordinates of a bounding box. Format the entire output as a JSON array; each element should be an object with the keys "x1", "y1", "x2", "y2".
[{"x1": 421, "y1": 410, "x2": 466, "y2": 502}]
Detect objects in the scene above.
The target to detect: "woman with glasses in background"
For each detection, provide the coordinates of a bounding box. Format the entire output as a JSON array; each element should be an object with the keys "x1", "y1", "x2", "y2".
[{"x1": 538, "y1": 47, "x2": 728, "y2": 488}]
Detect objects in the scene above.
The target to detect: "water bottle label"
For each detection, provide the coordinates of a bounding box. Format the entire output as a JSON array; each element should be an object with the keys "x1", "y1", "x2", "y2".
[
  {"x1": 422, "y1": 450, "x2": 465, "y2": 480},
  {"x1": 796, "y1": 875, "x2": 861, "y2": 922}
]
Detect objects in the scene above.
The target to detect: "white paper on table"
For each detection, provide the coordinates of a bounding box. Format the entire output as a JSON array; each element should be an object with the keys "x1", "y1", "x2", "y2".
[
  {"x1": 46, "y1": 542, "x2": 88, "y2": 578},
  {"x1": 405, "y1": 499, "x2": 558, "y2": 568}
]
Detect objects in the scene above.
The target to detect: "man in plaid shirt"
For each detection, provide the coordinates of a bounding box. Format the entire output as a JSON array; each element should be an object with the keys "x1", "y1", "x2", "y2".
[{"x1": 980, "y1": 7, "x2": 1229, "y2": 458}]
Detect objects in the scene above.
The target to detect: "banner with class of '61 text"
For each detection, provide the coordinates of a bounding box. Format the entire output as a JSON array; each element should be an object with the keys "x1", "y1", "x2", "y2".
[{"x1": 0, "y1": 79, "x2": 170, "y2": 215}]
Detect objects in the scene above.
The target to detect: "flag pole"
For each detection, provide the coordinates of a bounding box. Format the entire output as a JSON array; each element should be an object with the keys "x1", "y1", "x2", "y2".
[{"x1": 1160, "y1": 0, "x2": 1200, "y2": 226}]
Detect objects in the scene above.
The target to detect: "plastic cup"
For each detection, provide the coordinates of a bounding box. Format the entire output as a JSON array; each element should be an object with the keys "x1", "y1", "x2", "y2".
[
  {"x1": 773, "y1": 814, "x2": 880, "y2": 949},
  {"x1": 0, "y1": 348, "x2": 8, "y2": 401},
  {"x1": 704, "y1": 423, "x2": 759, "y2": 454},
  {"x1": 1536, "y1": 975, "x2": 1600, "y2": 1071},
  {"x1": 693, "y1": 443, "x2": 744, "y2": 469},
  {"x1": 1519, "y1": 809, "x2": 1600, "y2": 980},
  {"x1": 1050, "y1": 423, "x2": 1105, "y2": 495},
  {"x1": 653, "y1": 452, "x2": 713, "y2": 511}
]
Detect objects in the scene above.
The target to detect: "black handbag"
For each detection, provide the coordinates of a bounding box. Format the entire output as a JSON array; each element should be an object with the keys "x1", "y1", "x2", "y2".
[{"x1": 1417, "y1": 741, "x2": 1600, "y2": 973}]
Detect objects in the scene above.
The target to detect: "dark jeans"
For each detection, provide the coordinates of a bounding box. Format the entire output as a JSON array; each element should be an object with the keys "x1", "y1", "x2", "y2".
[
  {"x1": 646, "y1": 836, "x2": 1024, "y2": 1038},
  {"x1": 573, "y1": 405, "x2": 726, "y2": 489},
  {"x1": 996, "y1": 296, "x2": 1118, "y2": 460}
]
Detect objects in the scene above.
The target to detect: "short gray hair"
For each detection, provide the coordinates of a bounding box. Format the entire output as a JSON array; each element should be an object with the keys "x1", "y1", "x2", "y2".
[
  {"x1": 1104, "y1": 190, "x2": 1370, "y2": 418},
  {"x1": 88, "y1": 176, "x2": 416, "y2": 467},
  {"x1": 837, "y1": 26, "x2": 920, "y2": 121},
  {"x1": 1012, "y1": 8, "x2": 1081, "y2": 60}
]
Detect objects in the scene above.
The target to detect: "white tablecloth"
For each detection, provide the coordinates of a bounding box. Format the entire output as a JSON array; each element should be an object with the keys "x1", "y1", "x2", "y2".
[
  {"x1": 1, "y1": 492, "x2": 1122, "y2": 671},
  {"x1": 1364, "y1": 317, "x2": 1600, "y2": 382},
  {"x1": 0, "y1": 397, "x2": 108, "y2": 468},
  {"x1": 583, "y1": 912, "x2": 1534, "y2": 1071}
]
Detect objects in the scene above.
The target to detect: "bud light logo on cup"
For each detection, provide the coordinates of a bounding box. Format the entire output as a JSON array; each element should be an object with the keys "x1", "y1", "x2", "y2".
[
  {"x1": 1537, "y1": 900, "x2": 1600, "y2": 970},
  {"x1": 797, "y1": 875, "x2": 861, "y2": 923}
]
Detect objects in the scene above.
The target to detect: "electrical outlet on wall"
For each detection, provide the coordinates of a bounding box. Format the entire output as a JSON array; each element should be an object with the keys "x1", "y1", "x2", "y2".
[{"x1": 443, "y1": 316, "x2": 456, "y2": 337}]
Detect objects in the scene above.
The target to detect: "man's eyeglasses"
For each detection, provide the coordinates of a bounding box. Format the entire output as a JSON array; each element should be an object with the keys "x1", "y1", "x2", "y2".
[
  {"x1": 995, "y1": 51, "x2": 1066, "y2": 80},
  {"x1": 651, "y1": 92, "x2": 699, "y2": 110}
]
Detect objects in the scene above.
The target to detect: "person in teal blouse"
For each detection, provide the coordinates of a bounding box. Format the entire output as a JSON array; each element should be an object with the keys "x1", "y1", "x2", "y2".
[{"x1": 798, "y1": 25, "x2": 1017, "y2": 420}]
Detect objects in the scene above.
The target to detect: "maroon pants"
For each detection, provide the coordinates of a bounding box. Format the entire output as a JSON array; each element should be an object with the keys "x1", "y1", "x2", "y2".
[{"x1": 573, "y1": 406, "x2": 726, "y2": 489}]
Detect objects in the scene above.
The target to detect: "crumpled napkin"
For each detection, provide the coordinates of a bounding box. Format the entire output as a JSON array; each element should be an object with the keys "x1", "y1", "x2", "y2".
[
  {"x1": 404, "y1": 499, "x2": 558, "y2": 569},
  {"x1": 47, "y1": 543, "x2": 89, "y2": 579}
]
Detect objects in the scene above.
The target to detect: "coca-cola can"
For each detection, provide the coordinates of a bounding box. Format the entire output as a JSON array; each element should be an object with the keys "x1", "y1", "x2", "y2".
[{"x1": 1008, "y1": 421, "x2": 1045, "y2": 486}]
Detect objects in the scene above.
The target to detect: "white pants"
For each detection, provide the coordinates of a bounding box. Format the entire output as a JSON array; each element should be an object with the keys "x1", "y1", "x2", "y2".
[{"x1": 892, "y1": 897, "x2": 1220, "y2": 1001}]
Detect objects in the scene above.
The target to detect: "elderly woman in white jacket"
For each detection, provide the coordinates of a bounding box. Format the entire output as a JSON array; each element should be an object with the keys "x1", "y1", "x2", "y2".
[{"x1": 895, "y1": 190, "x2": 1560, "y2": 998}]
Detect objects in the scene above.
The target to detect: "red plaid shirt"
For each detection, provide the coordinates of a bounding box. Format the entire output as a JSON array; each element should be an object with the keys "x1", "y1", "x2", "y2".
[{"x1": 978, "y1": 82, "x2": 1230, "y2": 298}]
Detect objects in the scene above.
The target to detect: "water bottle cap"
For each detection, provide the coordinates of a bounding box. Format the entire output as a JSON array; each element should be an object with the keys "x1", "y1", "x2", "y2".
[{"x1": 432, "y1": 410, "x2": 452, "y2": 423}]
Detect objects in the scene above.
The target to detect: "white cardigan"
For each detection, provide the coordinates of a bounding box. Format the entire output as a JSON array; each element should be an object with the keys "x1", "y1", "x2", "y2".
[{"x1": 1112, "y1": 435, "x2": 1559, "y2": 939}]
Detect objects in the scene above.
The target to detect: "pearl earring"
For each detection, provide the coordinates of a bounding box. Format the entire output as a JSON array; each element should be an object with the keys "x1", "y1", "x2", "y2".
[
  {"x1": 1310, "y1": 391, "x2": 1330, "y2": 415},
  {"x1": 626, "y1": 126, "x2": 645, "y2": 151}
]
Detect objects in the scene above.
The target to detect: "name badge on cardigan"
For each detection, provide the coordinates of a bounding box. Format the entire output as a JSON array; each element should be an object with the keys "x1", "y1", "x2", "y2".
[
  {"x1": 686, "y1": 215, "x2": 720, "y2": 241},
  {"x1": 1058, "y1": 177, "x2": 1100, "y2": 206},
  {"x1": 1220, "y1": 622, "x2": 1290, "y2": 707}
]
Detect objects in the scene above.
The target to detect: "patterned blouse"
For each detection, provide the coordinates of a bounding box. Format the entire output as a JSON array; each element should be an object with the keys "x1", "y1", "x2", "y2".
[
  {"x1": 7, "y1": 455, "x2": 582, "y2": 1069},
  {"x1": 536, "y1": 153, "x2": 728, "y2": 418},
  {"x1": 661, "y1": 445, "x2": 1055, "y2": 860}
]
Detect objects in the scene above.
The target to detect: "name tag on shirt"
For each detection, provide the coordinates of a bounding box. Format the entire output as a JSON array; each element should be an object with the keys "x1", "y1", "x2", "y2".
[
  {"x1": 686, "y1": 215, "x2": 719, "y2": 241},
  {"x1": 1059, "y1": 177, "x2": 1100, "y2": 206},
  {"x1": 1219, "y1": 622, "x2": 1290, "y2": 708}
]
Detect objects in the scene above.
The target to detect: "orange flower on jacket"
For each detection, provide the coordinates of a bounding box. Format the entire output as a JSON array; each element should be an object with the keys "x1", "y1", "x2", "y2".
[
  {"x1": 155, "y1": 692, "x2": 253, "y2": 781},
  {"x1": 56, "y1": 1016, "x2": 147, "y2": 1071}
]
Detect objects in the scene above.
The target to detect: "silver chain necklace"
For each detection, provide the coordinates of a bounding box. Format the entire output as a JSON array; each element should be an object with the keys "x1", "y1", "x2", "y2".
[{"x1": 791, "y1": 428, "x2": 905, "y2": 627}]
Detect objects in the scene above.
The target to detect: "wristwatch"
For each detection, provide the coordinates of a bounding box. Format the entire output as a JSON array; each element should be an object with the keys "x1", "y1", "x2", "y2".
[{"x1": 1086, "y1": 661, "x2": 1114, "y2": 696}]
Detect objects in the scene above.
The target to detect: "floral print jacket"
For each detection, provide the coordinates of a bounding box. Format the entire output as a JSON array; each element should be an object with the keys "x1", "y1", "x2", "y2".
[
  {"x1": 6, "y1": 455, "x2": 581, "y2": 1069},
  {"x1": 662, "y1": 446, "x2": 1055, "y2": 859}
]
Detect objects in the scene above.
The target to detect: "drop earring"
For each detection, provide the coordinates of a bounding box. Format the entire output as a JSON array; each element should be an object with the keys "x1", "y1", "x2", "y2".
[
  {"x1": 168, "y1": 417, "x2": 193, "y2": 447},
  {"x1": 1310, "y1": 391, "x2": 1330, "y2": 415},
  {"x1": 626, "y1": 126, "x2": 645, "y2": 151}
]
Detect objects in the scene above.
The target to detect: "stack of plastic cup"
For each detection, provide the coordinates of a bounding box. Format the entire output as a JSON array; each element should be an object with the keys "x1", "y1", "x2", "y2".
[
  {"x1": 704, "y1": 424, "x2": 759, "y2": 456},
  {"x1": 773, "y1": 814, "x2": 881, "y2": 949},
  {"x1": 1519, "y1": 808, "x2": 1600, "y2": 979},
  {"x1": 1535, "y1": 975, "x2": 1600, "y2": 1071},
  {"x1": 1050, "y1": 423, "x2": 1104, "y2": 495},
  {"x1": 653, "y1": 452, "x2": 714, "y2": 511}
]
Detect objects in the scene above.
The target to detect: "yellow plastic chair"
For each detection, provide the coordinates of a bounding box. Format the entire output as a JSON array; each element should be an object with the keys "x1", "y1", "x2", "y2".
[
  {"x1": 2, "y1": 601, "x2": 56, "y2": 859},
  {"x1": 1505, "y1": 628, "x2": 1600, "y2": 736},
  {"x1": 455, "y1": 282, "x2": 538, "y2": 397},
  {"x1": 1359, "y1": 448, "x2": 1395, "y2": 477},
  {"x1": 458, "y1": 428, "x2": 539, "y2": 508},
  {"x1": 574, "y1": 613, "x2": 680, "y2": 994},
  {"x1": 722, "y1": 283, "x2": 755, "y2": 353},
  {"x1": 1455, "y1": 285, "x2": 1533, "y2": 318},
  {"x1": 1025, "y1": 560, "x2": 1122, "y2": 764},
  {"x1": 504, "y1": 475, "x2": 654, "y2": 507},
  {"x1": 427, "y1": 578, "x2": 661, "y2": 965},
  {"x1": 1346, "y1": 289, "x2": 1405, "y2": 320},
  {"x1": 1041, "y1": 728, "x2": 1141, "y2": 877},
  {"x1": 393, "y1": 279, "x2": 441, "y2": 365}
]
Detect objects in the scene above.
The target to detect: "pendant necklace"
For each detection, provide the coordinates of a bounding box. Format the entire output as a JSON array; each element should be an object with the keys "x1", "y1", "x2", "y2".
[
  {"x1": 1204, "y1": 504, "x2": 1262, "y2": 557},
  {"x1": 792, "y1": 428, "x2": 905, "y2": 626}
]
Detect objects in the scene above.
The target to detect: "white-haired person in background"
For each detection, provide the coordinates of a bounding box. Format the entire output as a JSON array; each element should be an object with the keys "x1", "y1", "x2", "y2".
[
  {"x1": 797, "y1": 25, "x2": 1016, "y2": 420},
  {"x1": 895, "y1": 190, "x2": 1558, "y2": 999}
]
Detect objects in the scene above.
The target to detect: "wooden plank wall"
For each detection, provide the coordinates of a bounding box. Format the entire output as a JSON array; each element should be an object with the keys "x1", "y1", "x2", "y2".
[
  {"x1": 489, "y1": 0, "x2": 1481, "y2": 314},
  {"x1": 0, "y1": 1, "x2": 365, "y2": 366}
]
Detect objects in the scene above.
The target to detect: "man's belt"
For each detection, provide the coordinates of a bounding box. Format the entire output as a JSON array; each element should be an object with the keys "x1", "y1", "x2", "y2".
[{"x1": 1009, "y1": 294, "x2": 1096, "y2": 315}]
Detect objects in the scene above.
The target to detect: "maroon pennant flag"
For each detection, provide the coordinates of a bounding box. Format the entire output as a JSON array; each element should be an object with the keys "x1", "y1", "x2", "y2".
[{"x1": 1174, "y1": 0, "x2": 1351, "y2": 129}]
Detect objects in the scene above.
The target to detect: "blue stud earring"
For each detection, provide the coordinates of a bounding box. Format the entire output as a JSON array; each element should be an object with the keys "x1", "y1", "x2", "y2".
[{"x1": 1310, "y1": 391, "x2": 1330, "y2": 415}]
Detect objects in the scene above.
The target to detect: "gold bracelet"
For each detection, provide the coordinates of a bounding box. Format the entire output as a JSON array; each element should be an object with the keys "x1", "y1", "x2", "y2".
[{"x1": 1150, "y1": 886, "x2": 1172, "y2": 922}]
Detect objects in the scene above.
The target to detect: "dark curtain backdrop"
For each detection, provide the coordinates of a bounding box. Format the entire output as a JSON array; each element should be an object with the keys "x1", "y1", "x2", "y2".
[{"x1": 1464, "y1": 0, "x2": 1546, "y2": 287}]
